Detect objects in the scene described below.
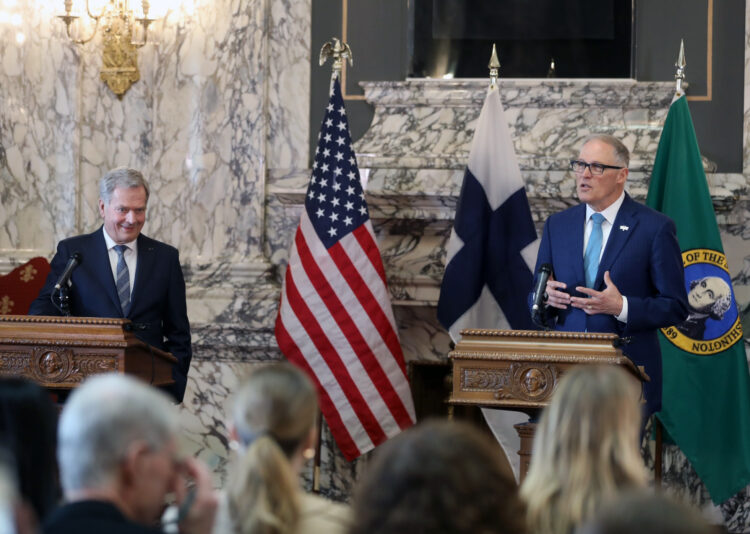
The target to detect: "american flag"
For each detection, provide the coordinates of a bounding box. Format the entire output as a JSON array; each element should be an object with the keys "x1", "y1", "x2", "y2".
[{"x1": 275, "y1": 77, "x2": 415, "y2": 460}]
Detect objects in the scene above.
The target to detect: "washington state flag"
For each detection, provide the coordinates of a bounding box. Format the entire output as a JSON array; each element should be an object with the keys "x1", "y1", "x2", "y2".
[{"x1": 646, "y1": 94, "x2": 750, "y2": 504}]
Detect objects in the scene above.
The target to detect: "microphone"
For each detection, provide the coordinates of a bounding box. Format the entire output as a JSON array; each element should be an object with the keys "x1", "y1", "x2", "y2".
[
  {"x1": 54, "y1": 252, "x2": 82, "y2": 291},
  {"x1": 531, "y1": 263, "x2": 553, "y2": 315}
]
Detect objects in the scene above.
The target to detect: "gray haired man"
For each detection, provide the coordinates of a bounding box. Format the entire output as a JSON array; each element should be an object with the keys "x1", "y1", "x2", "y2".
[
  {"x1": 43, "y1": 374, "x2": 217, "y2": 534},
  {"x1": 29, "y1": 167, "x2": 192, "y2": 402}
]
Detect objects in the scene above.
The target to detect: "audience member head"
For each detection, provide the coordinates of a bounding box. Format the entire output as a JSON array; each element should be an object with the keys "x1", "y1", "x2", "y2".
[
  {"x1": 0, "y1": 377, "x2": 59, "y2": 521},
  {"x1": 349, "y1": 419, "x2": 526, "y2": 534},
  {"x1": 58, "y1": 373, "x2": 185, "y2": 527},
  {"x1": 576, "y1": 490, "x2": 716, "y2": 534},
  {"x1": 520, "y1": 365, "x2": 646, "y2": 534},
  {"x1": 226, "y1": 363, "x2": 319, "y2": 534},
  {"x1": 0, "y1": 456, "x2": 36, "y2": 534}
]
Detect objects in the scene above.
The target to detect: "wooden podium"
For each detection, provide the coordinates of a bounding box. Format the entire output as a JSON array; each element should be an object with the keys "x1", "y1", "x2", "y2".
[
  {"x1": 449, "y1": 329, "x2": 645, "y2": 480},
  {"x1": 0, "y1": 315, "x2": 176, "y2": 398}
]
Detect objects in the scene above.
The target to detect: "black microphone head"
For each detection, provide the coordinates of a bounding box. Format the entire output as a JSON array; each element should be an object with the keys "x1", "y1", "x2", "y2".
[
  {"x1": 72, "y1": 251, "x2": 82, "y2": 264},
  {"x1": 540, "y1": 263, "x2": 552, "y2": 274}
]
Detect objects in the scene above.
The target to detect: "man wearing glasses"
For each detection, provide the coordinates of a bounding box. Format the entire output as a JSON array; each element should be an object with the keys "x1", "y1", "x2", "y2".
[{"x1": 532, "y1": 134, "x2": 688, "y2": 417}]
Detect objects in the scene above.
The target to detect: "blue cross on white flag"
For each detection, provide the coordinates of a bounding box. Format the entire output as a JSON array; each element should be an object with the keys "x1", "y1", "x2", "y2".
[{"x1": 438, "y1": 85, "x2": 539, "y2": 342}]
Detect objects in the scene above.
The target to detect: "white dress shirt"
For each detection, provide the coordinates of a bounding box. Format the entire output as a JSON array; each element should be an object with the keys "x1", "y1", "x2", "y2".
[
  {"x1": 584, "y1": 191, "x2": 628, "y2": 323},
  {"x1": 102, "y1": 228, "x2": 138, "y2": 298}
]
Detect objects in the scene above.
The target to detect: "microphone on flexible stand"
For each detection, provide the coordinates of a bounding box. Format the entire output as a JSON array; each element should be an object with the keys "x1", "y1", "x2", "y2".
[
  {"x1": 531, "y1": 263, "x2": 553, "y2": 329},
  {"x1": 50, "y1": 251, "x2": 82, "y2": 317}
]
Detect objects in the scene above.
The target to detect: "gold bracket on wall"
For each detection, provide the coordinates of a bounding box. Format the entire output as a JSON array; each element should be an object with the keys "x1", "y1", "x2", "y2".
[{"x1": 58, "y1": 0, "x2": 156, "y2": 98}]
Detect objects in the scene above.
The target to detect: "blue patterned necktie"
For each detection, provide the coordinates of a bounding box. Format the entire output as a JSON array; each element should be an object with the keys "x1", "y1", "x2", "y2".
[
  {"x1": 584, "y1": 213, "x2": 605, "y2": 288},
  {"x1": 114, "y1": 244, "x2": 131, "y2": 315}
]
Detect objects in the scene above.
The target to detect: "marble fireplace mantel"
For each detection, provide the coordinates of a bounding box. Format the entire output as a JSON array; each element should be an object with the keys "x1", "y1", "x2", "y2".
[{"x1": 268, "y1": 78, "x2": 747, "y2": 314}]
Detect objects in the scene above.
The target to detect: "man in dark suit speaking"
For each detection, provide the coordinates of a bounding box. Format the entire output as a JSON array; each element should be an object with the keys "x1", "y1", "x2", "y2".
[
  {"x1": 532, "y1": 135, "x2": 688, "y2": 416},
  {"x1": 29, "y1": 167, "x2": 192, "y2": 402}
]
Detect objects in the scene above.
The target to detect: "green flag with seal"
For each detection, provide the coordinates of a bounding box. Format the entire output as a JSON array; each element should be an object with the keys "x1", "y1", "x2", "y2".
[{"x1": 646, "y1": 94, "x2": 750, "y2": 504}]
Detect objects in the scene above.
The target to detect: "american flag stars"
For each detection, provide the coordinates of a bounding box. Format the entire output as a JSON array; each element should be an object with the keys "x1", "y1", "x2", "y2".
[{"x1": 304, "y1": 84, "x2": 369, "y2": 249}]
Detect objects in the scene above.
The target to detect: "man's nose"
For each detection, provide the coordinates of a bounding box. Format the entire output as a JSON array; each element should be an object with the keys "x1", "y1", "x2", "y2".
[{"x1": 125, "y1": 210, "x2": 135, "y2": 223}]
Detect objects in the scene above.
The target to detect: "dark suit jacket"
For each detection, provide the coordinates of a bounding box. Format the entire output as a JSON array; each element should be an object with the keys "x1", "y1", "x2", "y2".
[
  {"x1": 43, "y1": 500, "x2": 164, "y2": 534},
  {"x1": 28, "y1": 227, "x2": 191, "y2": 402},
  {"x1": 533, "y1": 194, "x2": 688, "y2": 415}
]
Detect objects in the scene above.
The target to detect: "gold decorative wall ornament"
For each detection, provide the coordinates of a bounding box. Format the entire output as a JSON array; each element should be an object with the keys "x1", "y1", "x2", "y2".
[{"x1": 57, "y1": 0, "x2": 158, "y2": 98}]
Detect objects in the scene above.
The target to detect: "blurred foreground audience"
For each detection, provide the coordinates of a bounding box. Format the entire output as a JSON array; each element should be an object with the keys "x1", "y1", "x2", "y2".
[
  {"x1": 0, "y1": 458, "x2": 37, "y2": 534},
  {"x1": 0, "y1": 378, "x2": 60, "y2": 522},
  {"x1": 577, "y1": 490, "x2": 717, "y2": 534},
  {"x1": 348, "y1": 419, "x2": 525, "y2": 534},
  {"x1": 521, "y1": 366, "x2": 646, "y2": 534},
  {"x1": 43, "y1": 373, "x2": 217, "y2": 534},
  {"x1": 213, "y1": 363, "x2": 349, "y2": 534}
]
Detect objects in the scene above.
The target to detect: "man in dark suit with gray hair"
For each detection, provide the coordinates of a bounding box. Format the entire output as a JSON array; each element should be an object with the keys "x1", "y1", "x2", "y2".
[
  {"x1": 29, "y1": 167, "x2": 192, "y2": 402},
  {"x1": 532, "y1": 134, "x2": 688, "y2": 416}
]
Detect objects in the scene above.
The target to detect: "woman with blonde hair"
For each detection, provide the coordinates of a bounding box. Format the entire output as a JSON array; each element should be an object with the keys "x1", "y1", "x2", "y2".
[
  {"x1": 520, "y1": 365, "x2": 647, "y2": 534},
  {"x1": 214, "y1": 363, "x2": 349, "y2": 534}
]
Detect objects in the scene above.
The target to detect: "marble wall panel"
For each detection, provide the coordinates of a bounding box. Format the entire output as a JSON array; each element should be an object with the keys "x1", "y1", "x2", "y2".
[{"x1": 0, "y1": 4, "x2": 79, "y2": 255}]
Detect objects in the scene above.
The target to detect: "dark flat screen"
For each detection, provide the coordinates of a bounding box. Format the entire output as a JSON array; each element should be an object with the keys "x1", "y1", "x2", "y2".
[{"x1": 411, "y1": 0, "x2": 633, "y2": 78}]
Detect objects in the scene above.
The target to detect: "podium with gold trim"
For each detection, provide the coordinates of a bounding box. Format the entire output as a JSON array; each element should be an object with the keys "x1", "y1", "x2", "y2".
[
  {"x1": 0, "y1": 315, "x2": 176, "y2": 399},
  {"x1": 449, "y1": 329, "x2": 644, "y2": 480}
]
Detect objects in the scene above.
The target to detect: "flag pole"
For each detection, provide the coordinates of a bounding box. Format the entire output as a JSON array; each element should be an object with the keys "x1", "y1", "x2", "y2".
[
  {"x1": 308, "y1": 37, "x2": 357, "y2": 493},
  {"x1": 488, "y1": 43, "x2": 499, "y2": 89},
  {"x1": 654, "y1": 39, "x2": 689, "y2": 488},
  {"x1": 319, "y1": 37, "x2": 353, "y2": 91},
  {"x1": 674, "y1": 39, "x2": 686, "y2": 98}
]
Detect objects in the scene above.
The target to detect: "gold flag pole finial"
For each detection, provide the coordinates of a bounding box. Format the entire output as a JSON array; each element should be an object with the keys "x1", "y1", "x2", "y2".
[
  {"x1": 675, "y1": 39, "x2": 687, "y2": 97},
  {"x1": 320, "y1": 37, "x2": 353, "y2": 83},
  {"x1": 488, "y1": 43, "x2": 500, "y2": 88}
]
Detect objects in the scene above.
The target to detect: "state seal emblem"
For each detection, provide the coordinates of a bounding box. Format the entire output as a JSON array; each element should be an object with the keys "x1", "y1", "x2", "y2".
[{"x1": 661, "y1": 248, "x2": 743, "y2": 355}]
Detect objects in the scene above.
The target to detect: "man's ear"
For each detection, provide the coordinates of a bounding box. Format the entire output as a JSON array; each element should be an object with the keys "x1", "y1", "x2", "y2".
[
  {"x1": 98, "y1": 198, "x2": 106, "y2": 218},
  {"x1": 121, "y1": 441, "x2": 150, "y2": 488},
  {"x1": 617, "y1": 167, "x2": 629, "y2": 185}
]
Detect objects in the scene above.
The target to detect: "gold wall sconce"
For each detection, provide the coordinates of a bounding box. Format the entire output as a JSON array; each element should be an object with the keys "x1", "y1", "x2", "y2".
[{"x1": 58, "y1": 1, "x2": 159, "y2": 98}]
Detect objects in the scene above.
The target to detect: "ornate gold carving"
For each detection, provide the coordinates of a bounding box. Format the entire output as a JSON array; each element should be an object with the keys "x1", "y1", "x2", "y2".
[
  {"x1": 511, "y1": 363, "x2": 558, "y2": 402},
  {"x1": 459, "y1": 328, "x2": 619, "y2": 341},
  {"x1": 451, "y1": 351, "x2": 624, "y2": 365},
  {"x1": 0, "y1": 296, "x2": 13, "y2": 314},
  {"x1": 0, "y1": 315, "x2": 128, "y2": 325},
  {"x1": 72, "y1": 356, "x2": 118, "y2": 380},
  {"x1": 100, "y1": 14, "x2": 140, "y2": 97},
  {"x1": 462, "y1": 368, "x2": 510, "y2": 392},
  {"x1": 19, "y1": 264, "x2": 37, "y2": 282},
  {"x1": 0, "y1": 352, "x2": 31, "y2": 376},
  {"x1": 32, "y1": 348, "x2": 72, "y2": 382},
  {"x1": 0, "y1": 338, "x2": 129, "y2": 348}
]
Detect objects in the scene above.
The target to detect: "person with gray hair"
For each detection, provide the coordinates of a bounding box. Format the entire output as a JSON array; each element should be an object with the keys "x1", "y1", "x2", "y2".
[
  {"x1": 29, "y1": 167, "x2": 192, "y2": 402},
  {"x1": 531, "y1": 134, "x2": 688, "y2": 417},
  {"x1": 43, "y1": 373, "x2": 217, "y2": 534}
]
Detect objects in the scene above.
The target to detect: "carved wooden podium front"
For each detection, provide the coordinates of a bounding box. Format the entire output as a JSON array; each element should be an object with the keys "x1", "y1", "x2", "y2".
[
  {"x1": 449, "y1": 329, "x2": 644, "y2": 480},
  {"x1": 0, "y1": 315, "x2": 176, "y2": 398}
]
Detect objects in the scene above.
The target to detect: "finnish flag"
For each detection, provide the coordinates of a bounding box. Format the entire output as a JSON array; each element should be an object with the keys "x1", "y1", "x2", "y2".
[{"x1": 438, "y1": 85, "x2": 539, "y2": 342}]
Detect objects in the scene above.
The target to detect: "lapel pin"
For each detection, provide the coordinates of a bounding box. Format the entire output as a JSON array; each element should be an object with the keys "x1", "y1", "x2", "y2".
[{"x1": 619, "y1": 225, "x2": 629, "y2": 231}]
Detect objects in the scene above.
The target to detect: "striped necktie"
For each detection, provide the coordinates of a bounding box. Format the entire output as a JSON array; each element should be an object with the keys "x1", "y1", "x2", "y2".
[
  {"x1": 584, "y1": 213, "x2": 605, "y2": 288},
  {"x1": 114, "y1": 244, "x2": 131, "y2": 314}
]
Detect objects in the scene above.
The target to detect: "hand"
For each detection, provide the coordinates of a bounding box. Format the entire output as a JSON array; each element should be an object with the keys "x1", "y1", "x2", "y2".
[
  {"x1": 174, "y1": 457, "x2": 218, "y2": 534},
  {"x1": 571, "y1": 271, "x2": 624, "y2": 316},
  {"x1": 545, "y1": 276, "x2": 571, "y2": 310}
]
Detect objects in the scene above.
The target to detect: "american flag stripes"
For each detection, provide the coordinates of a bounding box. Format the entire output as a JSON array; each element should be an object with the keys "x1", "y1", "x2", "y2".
[{"x1": 275, "y1": 77, "x2": 415, "y2": 460}]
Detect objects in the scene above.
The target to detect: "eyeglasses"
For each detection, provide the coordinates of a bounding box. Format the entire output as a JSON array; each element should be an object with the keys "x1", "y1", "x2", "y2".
[{"x1": 570, "y1": 160, "x2": 624, "y2": 175}]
